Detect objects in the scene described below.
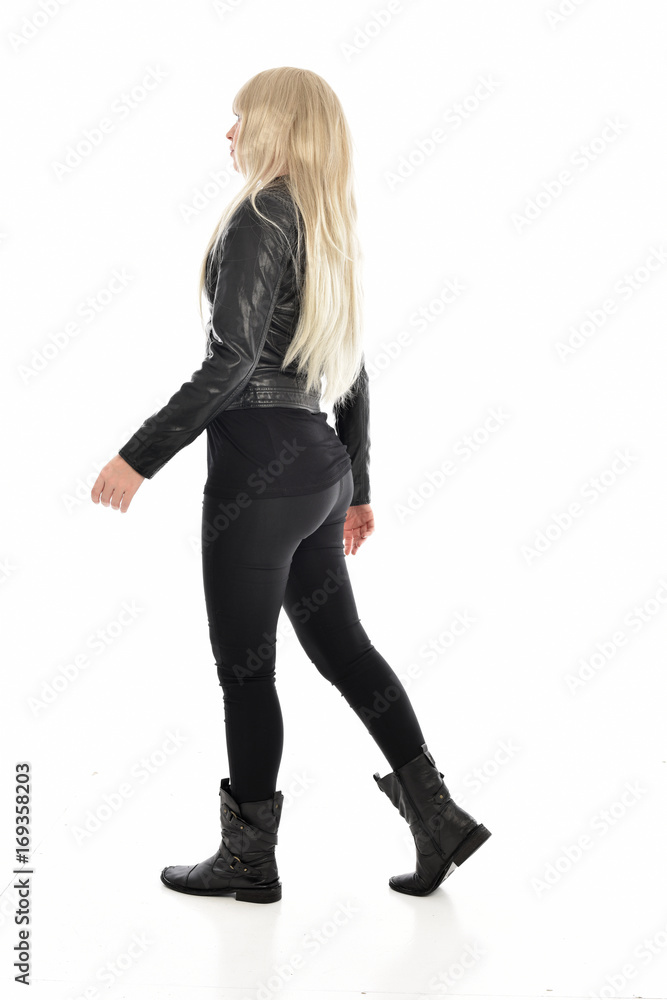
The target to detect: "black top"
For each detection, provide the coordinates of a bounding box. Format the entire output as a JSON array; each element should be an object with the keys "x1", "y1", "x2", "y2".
[{"x1": 203, "y1": 405, "x2": 352, "y2": 500}]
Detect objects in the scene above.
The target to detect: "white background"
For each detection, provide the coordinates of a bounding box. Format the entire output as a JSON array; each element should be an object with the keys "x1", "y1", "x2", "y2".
[{"x1": 2, "y1": 0, "x2": 667, "y2": 998}]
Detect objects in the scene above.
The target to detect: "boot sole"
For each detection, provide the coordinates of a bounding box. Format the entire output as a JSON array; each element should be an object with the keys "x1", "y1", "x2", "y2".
[
  {"x1": 160, "y1": 869, "x2": 282, "y2": 903},
  {"x1": 389, "y1": 823, "x2": 492, "y2": 896}
]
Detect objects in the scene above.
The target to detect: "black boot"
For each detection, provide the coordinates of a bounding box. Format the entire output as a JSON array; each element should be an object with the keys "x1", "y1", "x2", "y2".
[
  {"x1": 374, "y1": 743, "x2": 491, "y2": 896},
  {"x1": 160, "y1": 778, "x2": 284, "y2": 903}
]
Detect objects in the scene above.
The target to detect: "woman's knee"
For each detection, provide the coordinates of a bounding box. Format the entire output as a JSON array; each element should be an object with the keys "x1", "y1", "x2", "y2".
[
  {"x1": 215, "y1": 653, "x2": 277, "y2": 689},
  {"x1": 305, "y1": 634, "x2": 377, "y2": 686},
  {"x1": 211, "y1": 628, "x2": 278, "y2": 684}
]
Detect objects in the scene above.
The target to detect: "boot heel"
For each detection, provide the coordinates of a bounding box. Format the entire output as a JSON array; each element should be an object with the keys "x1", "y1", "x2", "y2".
[
  {"x1": 235, "y1": 881, "x2": 282, "y2": 904},
  {"x1": 447, "y1": 823, "x2": 492, "y2": 875}
]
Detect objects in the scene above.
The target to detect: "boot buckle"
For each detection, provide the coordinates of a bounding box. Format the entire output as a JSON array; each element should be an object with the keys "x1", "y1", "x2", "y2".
[{"x1": 229, "y1": 855, "x2": 248, "y2": 872}]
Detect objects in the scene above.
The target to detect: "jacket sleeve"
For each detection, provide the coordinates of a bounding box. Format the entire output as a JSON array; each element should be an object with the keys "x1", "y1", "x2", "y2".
[
  {"x1": 118, "y1": 200, "x2": 290, "y2": 479},
  {"x1": 333, "y1": 357, "x2": 371, "y2": 506}
]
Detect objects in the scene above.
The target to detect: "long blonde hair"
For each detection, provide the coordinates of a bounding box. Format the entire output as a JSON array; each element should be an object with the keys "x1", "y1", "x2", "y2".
[{"x1": 197, "y1": 67, "x2": 365, "y2": 409}]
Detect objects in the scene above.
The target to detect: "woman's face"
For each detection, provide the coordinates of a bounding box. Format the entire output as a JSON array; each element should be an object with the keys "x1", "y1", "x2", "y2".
[
  {"x1": 226, "y1": 113, "x2": 241, "y2": 171},
  {"x1": 225, "y1": 111, "x2": 288, "y2": 177}
]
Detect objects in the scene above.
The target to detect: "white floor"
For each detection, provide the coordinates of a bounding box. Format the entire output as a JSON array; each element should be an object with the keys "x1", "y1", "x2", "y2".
[{"x1": 4, "y1": 633, "x2": 667, "y2": 1000}]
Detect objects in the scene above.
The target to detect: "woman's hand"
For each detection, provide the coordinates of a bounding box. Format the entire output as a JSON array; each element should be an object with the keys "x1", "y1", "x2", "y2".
[
  {"x1": 343, "y1": 504, "x2": 375, "y2": 556},
  {"x1": 91, "y1": 455, "x2": 145, "y2": 513}
]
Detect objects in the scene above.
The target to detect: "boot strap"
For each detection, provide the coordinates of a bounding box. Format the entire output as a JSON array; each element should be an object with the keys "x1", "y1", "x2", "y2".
[
  {"x1": 221, "y1": 804, "x2": 279, "y2": 847},
  {"x1": 212, "y1": 837, "x2": 266, "y2": 878}
]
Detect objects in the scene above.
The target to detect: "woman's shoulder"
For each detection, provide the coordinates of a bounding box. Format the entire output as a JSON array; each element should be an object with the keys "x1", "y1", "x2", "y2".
[
  {"x1": 251, "y1": 182, "x2": 296, "y2": 222},
  {"x1": 217, "y1": 183, "x2": 297, "y2": 261},
  {"x1": 239, "y1": 185, "x2": 298, "y2": 243}
]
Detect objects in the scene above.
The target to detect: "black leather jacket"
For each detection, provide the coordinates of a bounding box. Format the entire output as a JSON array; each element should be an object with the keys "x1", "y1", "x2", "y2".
[{"x1": 118, "y1": 179, "x2": 371, "y2": 506}]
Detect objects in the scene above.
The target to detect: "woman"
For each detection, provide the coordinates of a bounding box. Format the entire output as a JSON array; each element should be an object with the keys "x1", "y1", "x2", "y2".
[{"x1": 91, "y1": 67, "x2": 491, "y2": 903}]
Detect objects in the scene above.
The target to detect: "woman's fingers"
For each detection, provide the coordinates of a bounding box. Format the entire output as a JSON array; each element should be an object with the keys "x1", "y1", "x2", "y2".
[
  {"x1": 90, "y1": 471, "x2": 109, "y2": 505},
  {"x1": 91, "y1": 475, "x2": 127, "y2": 512},
  {"x1": 91, "y1": 455, "x2": 144, "y2": 513},
  {"x1": 342, "y1": 511, "x2": 374, "y2": 555}
]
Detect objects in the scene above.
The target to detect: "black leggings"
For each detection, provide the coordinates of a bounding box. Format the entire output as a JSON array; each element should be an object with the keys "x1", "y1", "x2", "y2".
[{"x1": 201, "y1": 468, "x2": 426, "y2": 804}]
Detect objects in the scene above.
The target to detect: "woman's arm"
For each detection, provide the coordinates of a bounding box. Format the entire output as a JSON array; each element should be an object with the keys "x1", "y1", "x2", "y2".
[
  {"x1": 117, "y1": 197, "x2": 292, "y2": 480},
  {"x1": 333, "y1": 357, "x2": 371, "y2": 507}
]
